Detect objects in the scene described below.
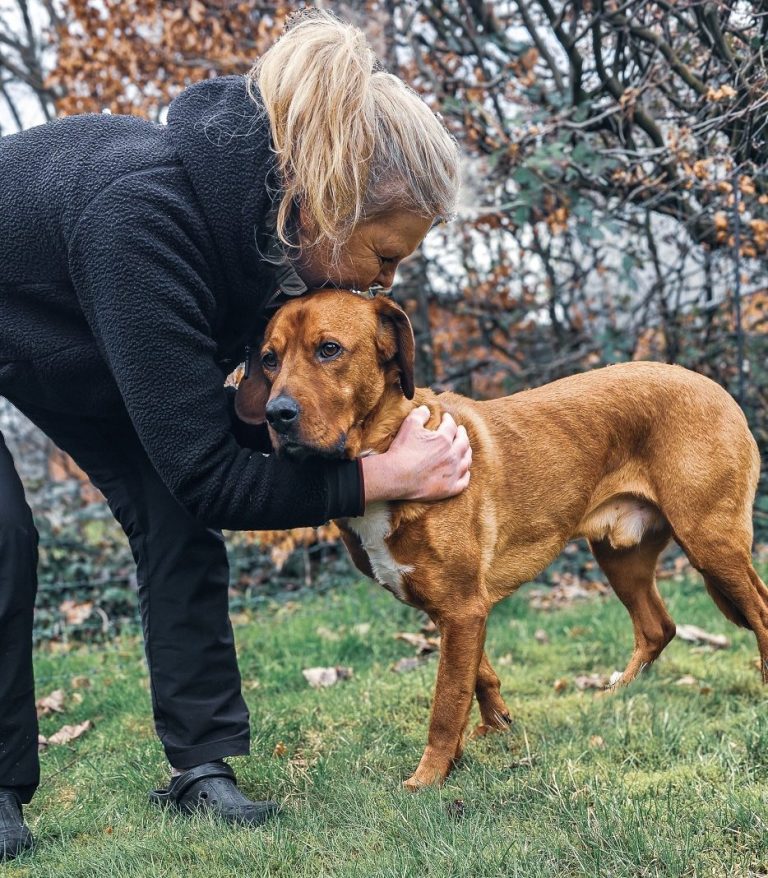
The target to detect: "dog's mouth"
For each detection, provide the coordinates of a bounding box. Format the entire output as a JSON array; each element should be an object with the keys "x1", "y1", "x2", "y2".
[{"x1": 276, "y1": 433, "x2": 348, "y2": 461}]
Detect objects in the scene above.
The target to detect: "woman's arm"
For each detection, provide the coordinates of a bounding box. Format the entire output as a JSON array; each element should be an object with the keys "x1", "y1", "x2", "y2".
[{"x1": 67, "y1": 172, "x2": 363, "y2": 531}]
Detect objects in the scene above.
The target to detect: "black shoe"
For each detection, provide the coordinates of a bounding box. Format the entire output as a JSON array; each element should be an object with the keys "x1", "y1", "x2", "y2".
[
  {"x1": 149, "y1": 761, "x2": 279, "y2": 827},
  {"x1": 0, "y1": 789, "x2": 34, "y2": 860}
]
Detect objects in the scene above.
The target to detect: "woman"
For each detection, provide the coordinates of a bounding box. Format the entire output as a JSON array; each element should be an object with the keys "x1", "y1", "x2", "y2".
[{"x1": 0, "y1": 11, "x2": 470, "y2": 857}]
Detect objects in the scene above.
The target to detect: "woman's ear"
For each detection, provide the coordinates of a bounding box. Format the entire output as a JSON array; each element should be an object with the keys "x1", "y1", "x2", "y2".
[
  {"x1": 373, "y1": 296, "x2": 415, "y2": 400},
  {"x1": 234, "y1": 359, "x2": 271, "y2": 425}
]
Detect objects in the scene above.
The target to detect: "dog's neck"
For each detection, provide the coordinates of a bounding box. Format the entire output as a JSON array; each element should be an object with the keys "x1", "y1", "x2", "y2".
[{"x1": 357, "y1": 384, "x2": 443, "y2": 456}]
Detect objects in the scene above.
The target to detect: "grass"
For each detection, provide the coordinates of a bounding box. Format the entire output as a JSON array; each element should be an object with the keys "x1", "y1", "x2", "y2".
[{"x1": 9, "y1": 567, "x2": 768, "y2": 878}]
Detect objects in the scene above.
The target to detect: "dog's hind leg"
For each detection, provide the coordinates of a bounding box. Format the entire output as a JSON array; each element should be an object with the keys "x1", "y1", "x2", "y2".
[
  {"x1": 671, "y1": 521, "x2": 768, "y2": 681},
  {"x1": 590, "y1": 526, "x2": 675, "y2": 686},
  {"x1": 698, "y1": 565, "x2": 768, "y2": 681},
  {"x1": 473, "y1": 653, "x2": 512, "y2": 736},
  {"x1": 654, "y1": 427, "x2": 768, "y2": 676}
]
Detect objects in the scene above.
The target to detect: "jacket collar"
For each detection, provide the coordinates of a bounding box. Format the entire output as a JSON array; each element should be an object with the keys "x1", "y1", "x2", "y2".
[{"x1": 166, "y1": 75, "x2": 276, "y2": 300}]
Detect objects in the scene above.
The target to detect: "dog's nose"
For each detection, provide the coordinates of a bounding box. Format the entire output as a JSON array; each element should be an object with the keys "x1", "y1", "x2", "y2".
[{"x1": 266, "y1": 395, "x2": 300, "y2": 434}]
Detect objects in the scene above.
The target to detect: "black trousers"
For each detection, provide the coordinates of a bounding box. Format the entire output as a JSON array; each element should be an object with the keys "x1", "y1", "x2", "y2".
[{"x1": 0, "y1": 399, "x2": 250, "y2": 804}]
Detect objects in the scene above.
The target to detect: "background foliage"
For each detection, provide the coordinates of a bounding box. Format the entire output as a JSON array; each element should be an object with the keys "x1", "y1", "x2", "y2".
[{"x1": 1, "y1": 0, "x2": 766, "y2": 638}]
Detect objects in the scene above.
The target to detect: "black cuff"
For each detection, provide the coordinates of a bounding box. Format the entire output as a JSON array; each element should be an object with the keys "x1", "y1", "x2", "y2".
[{"x1": 325, "y1": 459, "x2": 365, "y2": 520}]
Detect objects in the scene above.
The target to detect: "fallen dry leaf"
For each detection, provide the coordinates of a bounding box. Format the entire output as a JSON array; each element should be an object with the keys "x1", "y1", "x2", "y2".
[
  {"x1": 528, "y1": 579, "x2": 610, "y2": 611},
  {"x1": 574, "y1": 673, "x2": 611, "y2": 691},
  {"x1": 676, "y1": 674, "x2": 698, "y2": 686},
  {"x1": 675, "y1": 674, "x2": 712, "y2": 694},
  {"x1": 36, "y1": 689, "x2": 66, "y2": 717},
  {"x1": 302, "y1": 666, "x2": 353, "y2": 688},
  {"x1": 534, "y1": 629, "x2": 549, "y2": 644},
  {"x1": 40, "y1": 720, "x2": 92, "y2": 747},
  {"x1": 395, "y1": 632, "x2": 441, "y2": 654},
  {"x1": 59, "y1": 600, "x2": 94, "y2": 626},
  {"x1": 392, "y1": 656, "x2": 425, "y2": 674},
  {"x1": 676, "y1": 624, "x2": 730, "y2": 649},
  {"x1": 70, "y1": 675, "x2": 91, "y2": 690},
  {"x1": 589, "y1": 735, "x2": 605, "y2": 749},
  {"x1": 553, "y1": 677, "x2": 569, "y2": 693},
  {"x1": 272, "y1": 741, "x2": 288, "y2": 758}
]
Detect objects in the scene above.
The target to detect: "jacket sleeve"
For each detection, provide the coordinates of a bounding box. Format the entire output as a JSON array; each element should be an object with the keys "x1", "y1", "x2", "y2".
[{"x1": 67, "y1": 174, "x2": 363, "y2": 531}]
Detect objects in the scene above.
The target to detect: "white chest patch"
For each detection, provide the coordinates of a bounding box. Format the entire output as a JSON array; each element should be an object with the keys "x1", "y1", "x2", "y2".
[{"x1": 346, "y1": 503, "x2": 413, "y2": 602}]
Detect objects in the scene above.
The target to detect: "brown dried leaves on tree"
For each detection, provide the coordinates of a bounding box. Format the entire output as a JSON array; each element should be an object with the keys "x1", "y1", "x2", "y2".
[{"x1": 47, "y1": 1, "x2": 289, "y2": 119}]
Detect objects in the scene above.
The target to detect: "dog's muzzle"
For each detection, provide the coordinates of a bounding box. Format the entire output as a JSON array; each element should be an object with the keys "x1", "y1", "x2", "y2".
[{"x1": 278, "y1": 432, "x2": 349, "y2": 462}]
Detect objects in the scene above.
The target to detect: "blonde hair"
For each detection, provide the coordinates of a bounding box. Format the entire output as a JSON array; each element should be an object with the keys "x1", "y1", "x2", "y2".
[{"x1": 246, "y1": 10, "x2": 460, "y2": 255}]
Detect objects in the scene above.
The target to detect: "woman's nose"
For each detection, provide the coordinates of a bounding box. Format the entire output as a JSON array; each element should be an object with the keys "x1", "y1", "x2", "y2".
[{"x1": 374, "y1": 265, "x2": 397, "y2": 290}]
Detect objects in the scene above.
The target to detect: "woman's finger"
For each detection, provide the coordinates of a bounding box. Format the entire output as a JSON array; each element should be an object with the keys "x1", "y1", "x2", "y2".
[
  {"x1": 453, "y1": 424, "x2": 470, "y2": 454},
  {"x1": 437, "y1": 412, "x2": 458, "y2": 441},
  {"x1": 407, "y1": 405, "x2": 431, "y2": 428}
]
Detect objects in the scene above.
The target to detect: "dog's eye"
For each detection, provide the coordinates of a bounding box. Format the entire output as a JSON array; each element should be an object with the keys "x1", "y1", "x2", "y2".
[
  {"x1": 261, "y1": 351, "x2": 278, "y2": 370},
  {"x1": 319, "y1": 342, "x2": 342, "y2": 360}
]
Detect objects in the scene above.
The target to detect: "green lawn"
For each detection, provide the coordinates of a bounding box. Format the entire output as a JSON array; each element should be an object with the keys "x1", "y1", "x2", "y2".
[{"x1": 10, "y1": 568, "x2": 768, "y2": 878}]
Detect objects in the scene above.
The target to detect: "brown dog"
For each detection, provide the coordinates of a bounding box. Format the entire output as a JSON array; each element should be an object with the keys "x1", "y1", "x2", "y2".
[{"x1": 236, "y1": 289, "x2": 766, "y2": 790}]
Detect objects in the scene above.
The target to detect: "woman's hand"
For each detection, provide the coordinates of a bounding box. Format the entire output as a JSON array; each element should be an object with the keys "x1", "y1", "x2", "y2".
[{"x1": 361, "y1": 405, "x2": 472, "y2": 504}]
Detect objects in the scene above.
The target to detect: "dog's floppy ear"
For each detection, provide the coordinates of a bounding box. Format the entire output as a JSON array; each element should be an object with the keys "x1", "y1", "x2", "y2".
[
  {"x1": 234, "y1": 353, "x2": 270, "y2": 425},
  {"x1": 373, "y1": 296, "x2": 415, "y2": 400}
]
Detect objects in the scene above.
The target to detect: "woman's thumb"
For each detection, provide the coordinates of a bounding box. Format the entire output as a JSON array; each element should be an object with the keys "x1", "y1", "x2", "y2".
[{"x1": 407, "y1": 405, "x2": 431, "y2": 427}]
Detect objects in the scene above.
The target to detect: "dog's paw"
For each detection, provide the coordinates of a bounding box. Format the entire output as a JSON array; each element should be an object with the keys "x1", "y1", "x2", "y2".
[
  {"x1": 595, "y1": 671, "x2": 628, "y2": 698},
  {"x1": 474, "y1": 710, "x2": 513, "y2": 736},
  {"x1": 402, "y1": 775, "x2": 427, "y2": 792},
  {"x1": 402, "y1": 768, "x2": 446, "y2": 791}
]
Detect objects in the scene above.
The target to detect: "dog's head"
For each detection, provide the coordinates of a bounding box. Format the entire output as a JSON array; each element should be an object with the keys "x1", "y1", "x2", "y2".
[{"x1": 235, "y1": 290, "x2": 415, "y2": 460}]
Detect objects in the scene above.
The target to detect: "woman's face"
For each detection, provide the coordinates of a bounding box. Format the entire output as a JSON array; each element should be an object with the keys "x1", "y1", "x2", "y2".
[{"x1": 293, "y1": 210, "x2": 434, "y2": 292}]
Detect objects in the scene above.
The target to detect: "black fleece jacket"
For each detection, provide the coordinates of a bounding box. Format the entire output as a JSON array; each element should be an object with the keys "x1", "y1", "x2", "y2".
[{"x1": 0, "y1": 76, "x2": 363, "y2": 530}]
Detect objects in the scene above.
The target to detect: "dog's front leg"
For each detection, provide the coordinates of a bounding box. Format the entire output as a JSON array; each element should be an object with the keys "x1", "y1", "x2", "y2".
[{"x1": 403, "y1": 607, "x2": 487, "y2": 790}]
